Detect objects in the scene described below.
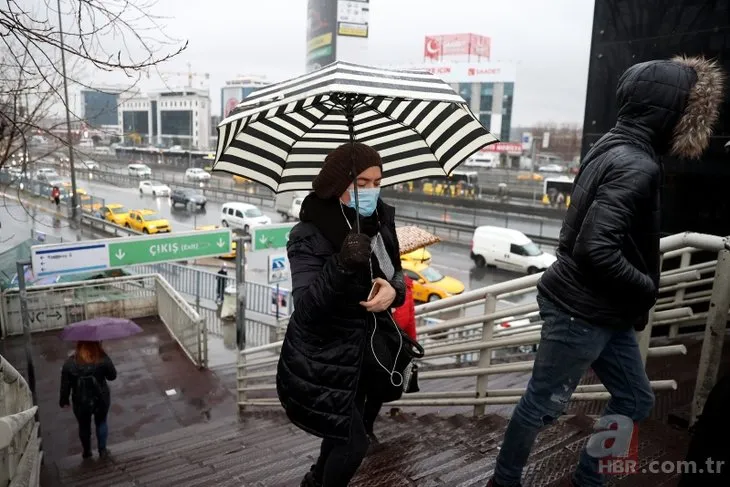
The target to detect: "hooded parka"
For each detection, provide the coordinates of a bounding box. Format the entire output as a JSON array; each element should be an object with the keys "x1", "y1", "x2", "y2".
[{"x1": 538, "y1": 56, "x2": 724, "y2": 330}]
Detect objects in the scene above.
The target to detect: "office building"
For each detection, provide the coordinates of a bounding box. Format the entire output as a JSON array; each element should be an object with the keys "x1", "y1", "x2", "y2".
[
  {"x1": 118, "y1": 88, "x2": 212, "y2": 150},
  {"x1": 221, "y1": 76, "x2": 270, "y2": 118}
]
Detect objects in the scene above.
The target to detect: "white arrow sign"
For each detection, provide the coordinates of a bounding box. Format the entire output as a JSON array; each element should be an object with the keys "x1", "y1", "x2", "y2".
[
  {"x1": 217, "y1": 238, "x2": 225, "y2": 248},
  {"x1": 115, "y1": 249, "x2": 125, "y2": 260}
]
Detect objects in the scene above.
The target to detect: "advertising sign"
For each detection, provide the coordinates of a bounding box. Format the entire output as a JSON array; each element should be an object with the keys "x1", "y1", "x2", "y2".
[
  {"x1": 481, "y1": 142, "x2": 523, "y2": 154},
  {"x1": 424, "y1": 34, "x2": 491, "y2": 60},
  {"x1": 268, "y1": 254, "x2": 290, "y2": 284},
  {"x1": 221, "y1": 87, "x2": 242, "y2": 118},
  {"x1": 407, "y1": 62, "x2": 517, "y2": 83},
  {"x1": 306, "y1": 0, "x2": 338, "y2": 72},
  {"x1": 337, "y1": 0, "x2": 369, "y2": 38}
]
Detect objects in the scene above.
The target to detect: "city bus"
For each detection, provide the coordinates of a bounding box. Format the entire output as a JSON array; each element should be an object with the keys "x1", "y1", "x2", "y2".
[
  {"x1": 542, "y1": 176, "x2": 574, "y2": 207},
  {"x1": 422, "y1": 170, "x2": 479, "y2": 198}
]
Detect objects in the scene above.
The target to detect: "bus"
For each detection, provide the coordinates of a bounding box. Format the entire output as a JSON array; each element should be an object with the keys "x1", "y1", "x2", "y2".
[
  {"x1": 542, "y1": 176, "x2": 574, "y2": 207},
  {"x1": 422, "y1": 170, "x2": 479, "y2": 198}
]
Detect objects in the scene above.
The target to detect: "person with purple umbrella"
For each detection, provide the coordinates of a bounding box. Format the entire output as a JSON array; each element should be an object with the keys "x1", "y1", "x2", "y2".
[{"x1": 59, "y1": 341, "x2": 117, "y2": 459}]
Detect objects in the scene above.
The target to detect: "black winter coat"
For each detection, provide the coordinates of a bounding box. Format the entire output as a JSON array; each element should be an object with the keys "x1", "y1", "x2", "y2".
[
  {"x1": 276, "y1": 198, "x2": 406, "y2": 441},
  {"x1": 59, "y1": 354, "x2": 117, "y2": 412},
  {"x1": 538, "y1": 59, "x2": 702, "y2": 330}
]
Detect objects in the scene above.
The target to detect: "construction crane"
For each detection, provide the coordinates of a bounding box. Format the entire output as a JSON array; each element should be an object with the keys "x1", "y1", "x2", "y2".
[{"x1": 148, "y1": 62, "x2": 210, "y2": 88}]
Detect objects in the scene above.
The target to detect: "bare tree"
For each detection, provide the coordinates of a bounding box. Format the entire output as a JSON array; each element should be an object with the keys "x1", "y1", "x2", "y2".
[{"x1": 0, "y1": 0, "x2": 187, "y2": 172}]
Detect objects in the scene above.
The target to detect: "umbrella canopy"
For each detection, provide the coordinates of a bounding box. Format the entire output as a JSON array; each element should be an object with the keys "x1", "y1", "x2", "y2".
[
  {"x1": 59, "y1": 317, "x2": 142, "y2": 342},
  {"x1": 213, "y1": 61, "x2": 498, "y2": 193},
  {"x1": 396, "y1": 226, "x2": 441, "y2": 255}
]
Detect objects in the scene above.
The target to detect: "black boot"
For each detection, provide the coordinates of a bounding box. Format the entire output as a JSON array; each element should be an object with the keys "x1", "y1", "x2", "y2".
[{"x1": 300, "y1": 465, "x2": 322, "y2": 487}]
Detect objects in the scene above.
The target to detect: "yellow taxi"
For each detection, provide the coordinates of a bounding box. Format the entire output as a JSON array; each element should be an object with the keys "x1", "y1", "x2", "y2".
[
  {"x1": 517, "y1": 172, "x2": 544, "y2": 182},
  {"x1": 401, "y1": 261, "x2": 465, "y2": 303},
  {"x1": 126, "y1": 209, "x2": 171, "y2": 234},
  {"x1": 232, "y1": 175, "x2": 250, "y2": 184},
  {"x1": 100, "y1": 204, "x2": 130, "y2": 226},
  {"x1": 400, "y1": 247, "x2": 432, "y2": 265},
  {"x1": 196, "y1": 225, "x2": 236, "y2": 258}
]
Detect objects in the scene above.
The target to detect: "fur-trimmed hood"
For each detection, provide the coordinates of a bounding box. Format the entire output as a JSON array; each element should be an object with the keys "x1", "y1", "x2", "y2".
[{"x1": 615, "y1": 56, "x2": 724, "y2": 159}]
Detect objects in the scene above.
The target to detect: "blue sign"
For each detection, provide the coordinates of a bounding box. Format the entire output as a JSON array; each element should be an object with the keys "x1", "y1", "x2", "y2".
[{"x1": 268, "y1": 253, "x2": 289, "y2": 284}]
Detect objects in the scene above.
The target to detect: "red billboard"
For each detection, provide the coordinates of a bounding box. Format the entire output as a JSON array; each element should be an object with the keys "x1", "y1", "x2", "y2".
[{"x1": 424, "y1": 34, "x2": 491, "y2": 60}]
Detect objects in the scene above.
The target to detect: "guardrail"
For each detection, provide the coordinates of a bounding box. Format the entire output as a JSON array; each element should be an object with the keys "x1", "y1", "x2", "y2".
[
  {"x1": 234, "y1": 232, "x2": 730, "y2": 425},
  {"x1": 0, "y1": 355, "x2": 41, "y2": 487}
]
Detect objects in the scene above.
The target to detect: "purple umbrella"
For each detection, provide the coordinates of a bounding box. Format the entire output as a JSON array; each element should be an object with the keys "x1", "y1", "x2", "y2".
[{"x1": 59, "y1": 317, "x2": 143, "y2": 342}]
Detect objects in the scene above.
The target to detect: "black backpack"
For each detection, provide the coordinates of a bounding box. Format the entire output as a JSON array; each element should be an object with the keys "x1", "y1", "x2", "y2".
[
  {"x1": 679, "y1": 372, "x2": 730, "y2": 486},
  {"x1": 76, "y1": 373, "x2": 102, "y2": 410}
]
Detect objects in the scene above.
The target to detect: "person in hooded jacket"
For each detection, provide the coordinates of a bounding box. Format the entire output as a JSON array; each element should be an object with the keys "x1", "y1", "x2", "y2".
[
  {"x1": 276, "y1": 142, "x2": 407, "y2": 487},
  {"x1": 60, "y1": 340, "x2": 117, "y2": 459},
  {"x1": 487, "y1": 56, "x2": 724, "y2": 487}
]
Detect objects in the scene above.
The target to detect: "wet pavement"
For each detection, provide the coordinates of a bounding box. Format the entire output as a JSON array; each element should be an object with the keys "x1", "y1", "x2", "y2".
[{"x1": 0, "y1": 317, "x2": 236, "y2": 484}]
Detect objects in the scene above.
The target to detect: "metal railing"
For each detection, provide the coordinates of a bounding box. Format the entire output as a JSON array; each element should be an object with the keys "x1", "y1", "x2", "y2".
[
  {"x1": 0, "y1": 355, "x2": 41, "y2": 487},
  {"x1": 155, "y1": 276, "x2": 207, "y2": 368},
  {"x1": 235, "y1": 232, "x2": 730, "y2": 424},
  {"x1": 0, "y1": 274, "x2": 207, "y2": 368}
]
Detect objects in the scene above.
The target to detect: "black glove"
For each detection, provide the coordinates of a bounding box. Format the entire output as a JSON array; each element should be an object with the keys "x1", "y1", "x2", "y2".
[{"x1": 338, "y1": 232, "x2": 371, "y2": 270}]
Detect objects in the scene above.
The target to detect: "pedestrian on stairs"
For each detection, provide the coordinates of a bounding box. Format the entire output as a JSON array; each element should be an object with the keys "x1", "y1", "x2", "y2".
[
  {"x1": 276, "y1": 143, "x2": 407, "y2": 487},
  {"x1": 59, "y1": 340, "x2": 117, "y2": 460},
  {"x1": 487, "y1": 56, "x2": 725, "y2": 487}
]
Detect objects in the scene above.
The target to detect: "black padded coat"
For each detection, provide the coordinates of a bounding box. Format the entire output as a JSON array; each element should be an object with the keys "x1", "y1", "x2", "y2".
[
  {"x1": 538, "y1": 59, "x2": 701, "y2": 330},
  {"x1": 276, "y1": 199, "x2": 406, "y2": 441}
]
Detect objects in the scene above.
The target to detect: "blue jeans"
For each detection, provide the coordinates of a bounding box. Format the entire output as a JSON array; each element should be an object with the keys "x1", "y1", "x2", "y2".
[{"x1": 493, "y1": 294, "x2": 655, "y2": 487}]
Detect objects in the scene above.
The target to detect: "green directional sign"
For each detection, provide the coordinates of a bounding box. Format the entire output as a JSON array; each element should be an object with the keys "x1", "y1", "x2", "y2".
[
  {"x1": 107, "y1": 229, "x2": 232, "y2": 267},
  {"x1": 251, "y1": 223, "x2": 295, "y2": 252}
]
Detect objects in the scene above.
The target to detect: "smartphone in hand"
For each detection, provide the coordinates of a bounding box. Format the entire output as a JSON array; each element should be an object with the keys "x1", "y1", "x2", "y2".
[{"x1": 367, "y1": 281, "x2": 380, "y2": 301}]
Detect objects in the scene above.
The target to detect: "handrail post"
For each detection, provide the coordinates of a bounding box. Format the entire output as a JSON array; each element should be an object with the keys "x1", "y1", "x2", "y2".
[
  {"x1": 669, "y1": 251, "x2": 692, "y2": 338},
  {"x1": 474, "y1": 293, "x2": 497, "y2": 417},
  {"x1": 639, "y1": 253, "x2": 663, "y2": 364},
  {"x1": 690, "y1": 249, "x2": 730, "y2": 426}
]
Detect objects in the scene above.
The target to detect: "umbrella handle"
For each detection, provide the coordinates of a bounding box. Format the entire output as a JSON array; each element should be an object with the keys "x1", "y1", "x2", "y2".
[{"x1": 346, "y1": 105, "x2": 361, "y2": 233}]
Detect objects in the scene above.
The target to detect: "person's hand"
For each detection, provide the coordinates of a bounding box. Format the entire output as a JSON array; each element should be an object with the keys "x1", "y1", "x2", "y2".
[
  {"x1": 338, "y1": 232, "x2": 371, "y2": 270},
  {"x1": 360, "y1": 278, "x2": 396, "y2": 312}
]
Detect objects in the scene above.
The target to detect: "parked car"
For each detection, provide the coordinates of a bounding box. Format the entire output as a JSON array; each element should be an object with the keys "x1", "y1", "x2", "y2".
[
  {"x1": 139, "y1": 180, "x2": 171, "y2": 197},
  {"x1": 185, "y1": 167, "x2": 211, "y2": 181},
  {"x1": 400, "y1": 247, "x2": 432, "y2": 265},
  {"x1": 171, "y1": 188, "x2": 207, "y2": 208},
  {"x1": 80, "y1": 160, "x2": 100, "y2": 171},
  {"x1": 125, "y1": 209, "x2": 171, "y2": 234},
  {"x1": 128, "y1": 163, "x2": 152, "y2": 177},
  {"x1": 401, "y1": 261, "x2": 465, "y2": 303},
  {"x1": 220, "y1": 202, "x2": 271, "y2": 233},
  {"x1": 99, "y1": 204, "x2": 130, "y2": 225},
  {"x1": 196, "y1": 225, "x2": 236, "y2": 258},
  {"x1": 470, "y1": 226, "x2": 556, "y2": 274},
  {"x1": 275, "y1": 191, "x2": 308, "y2": 220}
]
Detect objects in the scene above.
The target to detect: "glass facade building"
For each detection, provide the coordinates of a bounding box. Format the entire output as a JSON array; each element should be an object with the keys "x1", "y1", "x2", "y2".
[
  {"x1": 82, "y1": 90, "x2": 119, "y2": 127},
  {"x1": 457, "y1": 81, "x2": 513, "y2": 142}
]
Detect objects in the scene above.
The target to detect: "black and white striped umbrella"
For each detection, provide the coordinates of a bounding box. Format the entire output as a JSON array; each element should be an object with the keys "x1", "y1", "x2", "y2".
[{"x1": 213, "y1": 61, "x2": 498, "y2": 193}]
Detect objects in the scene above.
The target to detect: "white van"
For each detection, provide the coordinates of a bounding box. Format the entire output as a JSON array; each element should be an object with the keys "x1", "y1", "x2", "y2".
[
  {"x1": 470, "y1": 226, "x2": 556, "y2": 274},
  {"x1": 275, "y1": 191, "x2": 309, "y2": 220},
  {"x1": 128, "y1": 163, "x2": 152, "y2": 177},
  {"x1": 220, "y1": 202, "x2": 271, "y2": 233}
]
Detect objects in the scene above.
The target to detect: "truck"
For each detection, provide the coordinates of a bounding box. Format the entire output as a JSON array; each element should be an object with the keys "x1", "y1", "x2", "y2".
[{"x1": 275, "y1": 191, "x2": 309, "y2": 221}]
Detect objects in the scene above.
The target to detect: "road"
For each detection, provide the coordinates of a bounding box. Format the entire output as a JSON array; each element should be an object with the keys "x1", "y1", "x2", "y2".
[
  {"x1": 51, "y1": 177, "x2": 534, "y2": 295},
  {"x1": 0, "y1": 196, "x2": 80, "y2": 249},
  {"x1": 72, "y1": 166, "x2": 563, "y2": 239}
]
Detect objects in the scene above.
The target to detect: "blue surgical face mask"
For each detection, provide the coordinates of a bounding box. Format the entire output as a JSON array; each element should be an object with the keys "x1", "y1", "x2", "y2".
[{"x1": 347, "y1": 187, "x2": 380, "y2": 217}]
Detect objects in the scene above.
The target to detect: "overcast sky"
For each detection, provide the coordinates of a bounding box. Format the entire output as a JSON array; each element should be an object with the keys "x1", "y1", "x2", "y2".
[{"x1": 95, "y1": 0, "x2": 595, "y2": 126}]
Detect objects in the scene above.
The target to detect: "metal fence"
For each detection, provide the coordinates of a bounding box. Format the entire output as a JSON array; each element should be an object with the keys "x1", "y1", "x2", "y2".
[
  {"x1": 129, "y1": 262, "x2": 292, "y2": 321},
  {"x1": 155, "y1": 276, "x2": 207, "y2": 368},
  {"x1": 0, "y1": 275, "x2": 157, "y2": 337}
]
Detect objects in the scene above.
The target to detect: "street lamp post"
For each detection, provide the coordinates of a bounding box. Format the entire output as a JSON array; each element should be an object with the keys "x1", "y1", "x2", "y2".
[{"x1": 56, "y1": 0, "x2": 79, "y2": 220}]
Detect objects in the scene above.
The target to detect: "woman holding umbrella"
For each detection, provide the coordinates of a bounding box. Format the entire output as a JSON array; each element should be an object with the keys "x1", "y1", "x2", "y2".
[
  {"x1": 277, "y1": 142, "x2": 408, "y2": 486},
  {"x1": 59, "y1": 317, "x2": 139, "y2": 459},
  {"x1": 59, "y1": 341, "x2": 117, "y2": 459}
]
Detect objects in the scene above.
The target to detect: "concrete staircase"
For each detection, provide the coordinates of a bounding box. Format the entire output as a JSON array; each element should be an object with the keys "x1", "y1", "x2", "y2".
[{"x1": 51, "y1": 410, "x2": 689, "y2": 487}]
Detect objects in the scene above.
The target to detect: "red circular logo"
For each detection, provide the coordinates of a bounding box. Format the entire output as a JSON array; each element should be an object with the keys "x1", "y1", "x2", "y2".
[{"x1": 224, "y1": 97, "x2": 240, "y2": 117}]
